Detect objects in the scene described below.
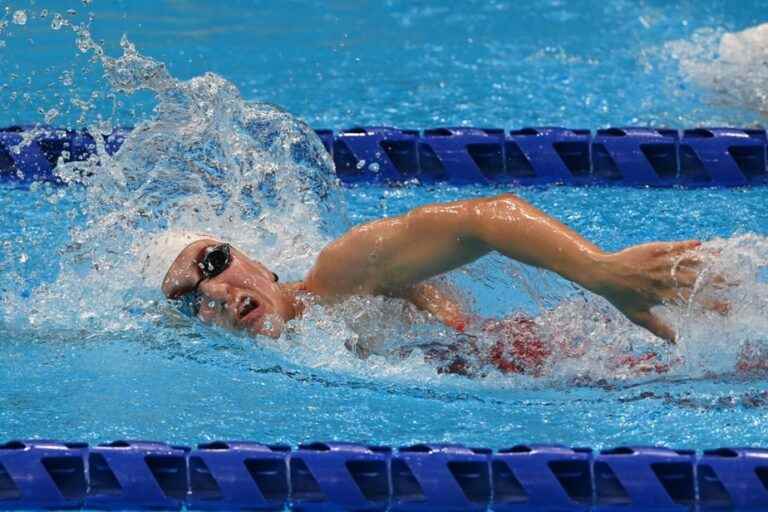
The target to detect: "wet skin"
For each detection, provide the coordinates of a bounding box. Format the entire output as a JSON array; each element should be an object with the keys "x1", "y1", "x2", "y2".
[
  {"x1": 162, "y1": 240, "x2": 304, "y2": 338},
  {"x1": 162, "y1": 193, "x2": 708, "y2": 342}
]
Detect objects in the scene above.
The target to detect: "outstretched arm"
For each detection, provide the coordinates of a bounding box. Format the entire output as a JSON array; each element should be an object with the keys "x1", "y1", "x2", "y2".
[
  {"x1": 306, "y1": 193, "x2": 701, "y2": 342},
  {"x1": 404, "y1": 281, "x2": 474, "y2": 332}
]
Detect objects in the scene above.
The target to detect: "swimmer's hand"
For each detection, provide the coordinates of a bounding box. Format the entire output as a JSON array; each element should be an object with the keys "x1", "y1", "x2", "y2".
[{"x1": 590, "y1": 240, "x2": 702, "y2": 343}]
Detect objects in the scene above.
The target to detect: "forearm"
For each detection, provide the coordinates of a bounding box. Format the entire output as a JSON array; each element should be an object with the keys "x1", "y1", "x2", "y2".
[
  {"x1": 310, "y1": 193, "x2": 609, "y2": 299},
  {"x1": 404, "y1": 282, "x2": 474, "y2": 331},
  {"x1": 469, "y1": 194, "x2": 608, "y2": 292}
]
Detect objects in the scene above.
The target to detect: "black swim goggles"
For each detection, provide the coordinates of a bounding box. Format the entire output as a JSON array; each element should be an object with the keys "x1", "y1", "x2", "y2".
[
  {"x1": 173, "y1": 243, "x2": 279, "y2": 318},
  {"x1": 175, "y1": 243, "x2": 232, "y2": 317},
  {"x1": 198, "y1": 243, "x2": 232, "y2": 279}
]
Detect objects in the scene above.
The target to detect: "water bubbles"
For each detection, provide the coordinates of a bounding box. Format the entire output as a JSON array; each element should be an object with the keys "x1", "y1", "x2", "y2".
[
  {"x1": 18, "y1": 253, "x2": 28, "y2": 264},
  {"x1": 666, "y1": 23, "x2": 768, "y2": 114},
  {"x1": 67, "y1": 9, "x2": 77, "y2": 16},
  {"x1": 82, "y1": 0, "x2": 92, "y2": 5},
  {"x1": 60, "y1": 70, "x2": 73, "y2": 86},
  {"x1": 12, "y1": 10, "x2": 27, "y2": 25},
  {"x1": 51, "y1": 13, "x2": 67, "y2": 30},
  {"x1": 40, "y1": 9, "x2": 48, "y2": 18},
  {"x1": 44, "y1": 108, "x2": 59, "y2": 123},
  {"x1": 356, "y1": 159, "x2": 366, "y2": 170},
  {"x1": 368, "y1": 162, "x2": 380, "y2": 173},
  {"x1": 75, "y1": 26, "x2": 94, "y2": 53},
  {"x1": 119, "y1": 33, "x2": 134, "y2": 53}
]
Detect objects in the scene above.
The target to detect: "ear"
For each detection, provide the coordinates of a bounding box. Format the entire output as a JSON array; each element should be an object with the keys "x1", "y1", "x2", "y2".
[{"x1": 161, "y1": 239, "x2": 218, "y2": 298}]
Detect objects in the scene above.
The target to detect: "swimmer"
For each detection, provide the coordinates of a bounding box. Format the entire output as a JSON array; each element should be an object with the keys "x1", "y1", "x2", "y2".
[{"x1": 162, "y1": 193, "x2": 706, "y2": 350}]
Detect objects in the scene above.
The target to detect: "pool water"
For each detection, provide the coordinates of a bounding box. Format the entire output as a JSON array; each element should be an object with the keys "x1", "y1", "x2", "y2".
[{"x1": 2, "y1": 1, "x2": 768, "y2": 451}]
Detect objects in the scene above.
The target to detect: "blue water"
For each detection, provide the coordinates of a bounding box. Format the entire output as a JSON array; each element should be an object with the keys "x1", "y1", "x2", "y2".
[
  {"x1": 2, "y1": 0, "x2": 767, "y2": 129},
  {"x1": 2, "y1": 1, "x2": 768, "y2": 451}
]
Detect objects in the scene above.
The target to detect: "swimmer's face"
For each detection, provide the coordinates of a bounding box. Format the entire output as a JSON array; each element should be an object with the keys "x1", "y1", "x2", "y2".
[{"x1": 162, "y1": 240, "x2": 288, "y2": 338}]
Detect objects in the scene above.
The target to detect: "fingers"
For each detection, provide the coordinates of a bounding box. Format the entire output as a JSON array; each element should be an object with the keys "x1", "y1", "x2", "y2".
[
  {"x1": 671, "y1": 240, "x2": 702, "y2": 253},
  {"x1": 653, "y1": 240, "x2": 701, "y2": 256},
  {"x1": 665, "y1": 244, "x2": 737, "y2": 293},
  {"x1": 671, "y1": 268, "x2": 699, "y2": 287},
  {"x1": 710, "y1": 273, "x2": 740, "y2": 290},
  {"x1": 675, "y1": 254, "x2": 703, "y2": 270},
  {"x1": 631, "y1": 310, "x2": 677, "y2": 343},
  {"x1": 702, "y1": 298, "x2": 731, "y2": 316}
]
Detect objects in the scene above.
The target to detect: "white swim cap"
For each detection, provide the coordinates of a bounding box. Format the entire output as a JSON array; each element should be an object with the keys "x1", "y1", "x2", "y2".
[{"x1": 135, "y1": 230, "x2": 220, "y2": 287}]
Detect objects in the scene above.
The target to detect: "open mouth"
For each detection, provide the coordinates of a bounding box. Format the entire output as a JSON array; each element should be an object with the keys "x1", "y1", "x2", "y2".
[{"x1": 239, "y1": 296, "x2": 260, "y2": 319}]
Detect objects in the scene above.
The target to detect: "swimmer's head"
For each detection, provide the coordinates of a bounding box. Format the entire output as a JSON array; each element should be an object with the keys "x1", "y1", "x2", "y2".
[
  {"x1": 137, "y1": 231, "x2": 212, "y2": 286},
  {"x1": 162, "y1": 239, "x2": 289, "y2": 338}
]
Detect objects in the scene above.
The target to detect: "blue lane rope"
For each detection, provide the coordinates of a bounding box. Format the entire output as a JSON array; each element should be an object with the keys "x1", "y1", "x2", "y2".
[
  {"x1": 1, "y1": 440, "x2": 768, "y2": 510},
  {"x1": 1, "y1": 125, "x2": 767, "y2": 187}
]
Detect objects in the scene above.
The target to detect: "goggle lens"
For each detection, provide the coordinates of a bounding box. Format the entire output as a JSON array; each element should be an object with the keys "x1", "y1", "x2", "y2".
[{"x1": 200, "y1": 243, "x2": 232, "y2": 279}]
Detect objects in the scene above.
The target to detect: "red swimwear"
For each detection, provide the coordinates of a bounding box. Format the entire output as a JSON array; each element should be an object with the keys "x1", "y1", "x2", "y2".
[
  {"x1": 736, "y1": 342, "x2": 768, "y2": 375},
  {"x1": 425, "y1": 313, "x2": 672, "y2": 378},
  {"x1": 486, "y1": 315, "x2": 552, "y2": 376},
  {"x1": 423, "y1": 314, "x2": 552, "y2": 377}
]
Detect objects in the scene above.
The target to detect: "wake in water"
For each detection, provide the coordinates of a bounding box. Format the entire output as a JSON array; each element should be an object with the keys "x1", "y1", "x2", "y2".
[
  {"x1": 666, "y1": 23, "x2": 768, "y2": 117},
  {"x1": 2, "y1": 20, "x2": 768, "y2": 388}
]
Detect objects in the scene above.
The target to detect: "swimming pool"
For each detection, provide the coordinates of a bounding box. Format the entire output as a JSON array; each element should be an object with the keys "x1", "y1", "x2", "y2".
[{"x1": 2, "y1": 0, "x2": 768, "y2": 482}]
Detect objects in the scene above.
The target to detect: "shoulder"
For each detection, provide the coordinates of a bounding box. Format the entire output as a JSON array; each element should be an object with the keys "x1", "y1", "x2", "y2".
[{"x1": 303, "y1": 236, "x2": 374, "y2": 297}]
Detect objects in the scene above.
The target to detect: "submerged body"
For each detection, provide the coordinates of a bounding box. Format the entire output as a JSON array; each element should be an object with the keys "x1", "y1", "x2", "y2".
[{"x1": 162, "y1": 193, "x2": 708, "y2": 373}]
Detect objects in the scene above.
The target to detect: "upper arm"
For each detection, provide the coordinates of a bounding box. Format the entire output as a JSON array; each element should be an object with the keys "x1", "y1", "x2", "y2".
[{"x1": 306, "y1": 199, "x2": 490, "y2": 297}]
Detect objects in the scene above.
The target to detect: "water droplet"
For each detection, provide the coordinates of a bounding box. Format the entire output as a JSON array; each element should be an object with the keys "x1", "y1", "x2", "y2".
[
  {"x1": 51, "y1": 13, "x2": 66, "y2": 30},
  {"x1": 44, "y1": 108, "x2": 59, "y2": 123},
  {"x1": 12, "y1": 10, "x2": 27, "y2": 25},
  {"x1": 61, "y1": 70, "x2": 73, "y2": 86},
  {"x1": 77, "y1": 36, "x2": 89, "y2": 53}
]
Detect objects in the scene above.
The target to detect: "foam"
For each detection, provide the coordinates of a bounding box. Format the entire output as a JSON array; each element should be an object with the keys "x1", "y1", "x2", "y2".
[{"x1": 666, "y1": 22, "x2": 768, "y2": 115}]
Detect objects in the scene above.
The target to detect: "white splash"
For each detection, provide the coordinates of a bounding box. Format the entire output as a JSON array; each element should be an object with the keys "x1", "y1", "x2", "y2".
[
  {"x1": 5, "y1": 31, "x2": 348, "y2": 343},
  {"x1": 666, "y1": 23, "x2": 768, "y2": 115}
]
